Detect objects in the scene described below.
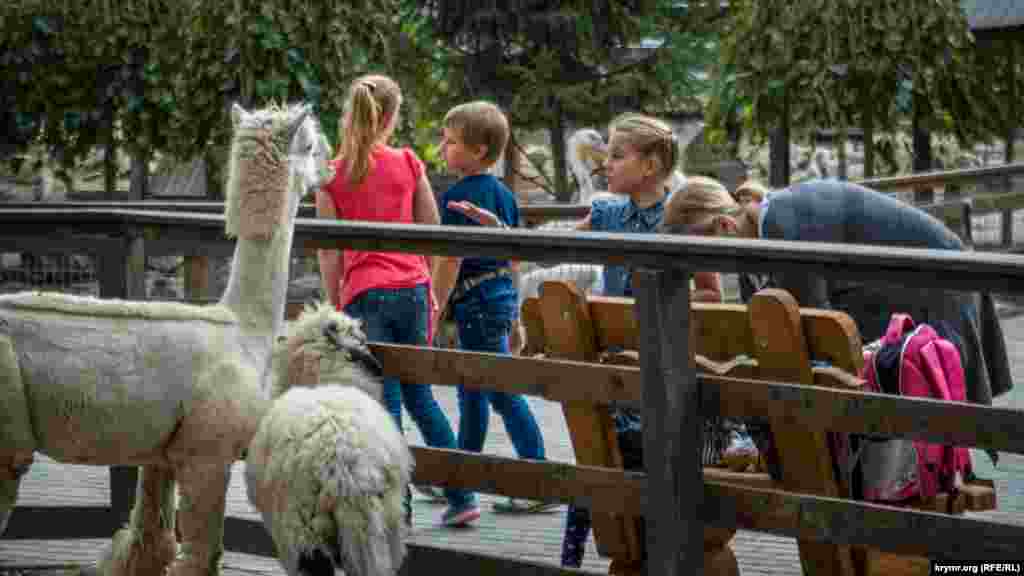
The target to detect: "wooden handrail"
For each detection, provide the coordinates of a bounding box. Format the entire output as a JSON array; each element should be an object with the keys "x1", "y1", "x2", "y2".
[{"x1": 2, "y1": 200, "x2": 1023, "y2": 574}]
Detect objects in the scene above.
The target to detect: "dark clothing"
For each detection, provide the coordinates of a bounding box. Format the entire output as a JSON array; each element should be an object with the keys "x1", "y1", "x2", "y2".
[
  {"x1": 442, "y1": 174, "x2": 546, "y2": 464},
  {"x1": 758, "y1": 179, "x2": 1011, "y2": 405},
  {"x1": 440, "y1": 174, "x2": 520, "y2": 285}
]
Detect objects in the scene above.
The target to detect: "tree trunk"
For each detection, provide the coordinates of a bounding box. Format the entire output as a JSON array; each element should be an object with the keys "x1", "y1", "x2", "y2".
[
  {"x1": 862, "y1": 109, "x2": 875, "y2": 179},
  {"x1": 769, "y1": 88, "x2": 791, "y2": 188},
  {"x1": 837, "y1": 119, "x2": 848, "y2": 181},
  {"x1": 912, "y1": 93, "x2": 933, "y2": 204},
  {"x1": 103, "y1": 100, "x2": 117, "y2": 200},
  {"x1": 129, "y1": 152, "x2": 149, "y2": 200},
  {"x1": 1007, "y1": 38, "x2": 1017, "y2": 165},
  {"x1": 550, "y1": 100, "x2": 571, "y2": 203}
]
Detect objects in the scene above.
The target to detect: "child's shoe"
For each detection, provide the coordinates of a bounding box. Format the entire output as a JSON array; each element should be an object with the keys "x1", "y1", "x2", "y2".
[
  {"x1": 492, "y1": 497, "x2": 560, "y2": 514},
  {"x1": 721, "y1": 429, "x2": 760, "y2": 472},
  {"x1": 441, "y1": 501, "x2": 481, "y2": 527},
  {"x1": 414, "y1": 484, "x2": 447, "y2": 502}
]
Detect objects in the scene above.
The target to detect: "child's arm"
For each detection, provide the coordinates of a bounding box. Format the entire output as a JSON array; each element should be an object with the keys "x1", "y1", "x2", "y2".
[
  {"x1": 431, "y1": 256, "x2": 461, "y2": 329},
  {"x1": 315, "y1": 188, "x2": 344, "y2": 309},
  {"x1": 413, "y1": 172, "x2": 441, "y2": 273},
  {"x1": 692, "y1": 271, "x2": 723, "y2": 303}
]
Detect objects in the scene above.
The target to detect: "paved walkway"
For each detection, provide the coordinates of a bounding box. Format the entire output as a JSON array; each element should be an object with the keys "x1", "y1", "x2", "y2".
[{"x1": 2, "y1": 314, "x2": 1023, "y2": 575}]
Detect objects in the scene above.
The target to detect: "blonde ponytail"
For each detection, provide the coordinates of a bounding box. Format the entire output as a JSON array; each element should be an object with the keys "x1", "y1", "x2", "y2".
[{"x1": 336, "y1": 75, "x2": 402, "y2": 185}]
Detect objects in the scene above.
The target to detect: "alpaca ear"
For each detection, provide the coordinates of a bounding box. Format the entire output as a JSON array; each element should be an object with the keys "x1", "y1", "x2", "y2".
[
  {"x1": 287, "y1": 104, "x2": 313, "y2": 143},
  {"x1": 231, "y1": 103, "x2": 246, "y2": 128}
]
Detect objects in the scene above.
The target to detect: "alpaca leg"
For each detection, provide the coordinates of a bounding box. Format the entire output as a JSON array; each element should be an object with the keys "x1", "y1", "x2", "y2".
[
  {"x1": 0, "y1": 465, "x2": 27, "y2": 536},
  {"x1": 0, "y1": 334, "x2": 36, "y2": 536},
  {"x1": 95, "y1": 466, "x2": 177, "y2": 576},
  {"x1": 167, "y1": 461, "x2": 231, "y2": 576}
]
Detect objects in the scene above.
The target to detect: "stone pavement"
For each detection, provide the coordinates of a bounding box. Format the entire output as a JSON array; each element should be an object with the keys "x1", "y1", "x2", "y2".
[{"x1": 2, "y1": 315, "x2": 1023, "y2": 575}]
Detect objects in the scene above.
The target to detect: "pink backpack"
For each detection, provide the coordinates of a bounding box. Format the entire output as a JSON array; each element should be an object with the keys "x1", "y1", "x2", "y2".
[{"x1": 857, "y1": 314, "x2": 972, "y2": 502}]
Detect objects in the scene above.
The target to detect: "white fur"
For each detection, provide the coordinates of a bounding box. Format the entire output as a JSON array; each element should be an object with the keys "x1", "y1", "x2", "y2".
[
  {"x1": 246, "y1": 385, "x2": 412, "y2": 576},
  {"x1": 270, "y1": 301, "x2": 382, "y2": 402},
  {"x1": 0, "y1": 102, "x2": 334, "y2": 576},
  {"x1": 518, "y1": 264, "x2": 604, "y2": 307}
]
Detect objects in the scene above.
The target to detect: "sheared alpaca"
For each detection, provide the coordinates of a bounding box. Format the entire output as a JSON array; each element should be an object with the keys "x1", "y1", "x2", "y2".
[
  {"x1": 249, "y1": 303, "x2": 411, "y2": 576},
  {"x1": 0, "y1": 102, "x2": 339, "y2": 576}
]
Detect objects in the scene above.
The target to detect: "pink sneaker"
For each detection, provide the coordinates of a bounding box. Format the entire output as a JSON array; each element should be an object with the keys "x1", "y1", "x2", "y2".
[{"x1": 441, "y1": 502, "x2": 481, "y2": 527}]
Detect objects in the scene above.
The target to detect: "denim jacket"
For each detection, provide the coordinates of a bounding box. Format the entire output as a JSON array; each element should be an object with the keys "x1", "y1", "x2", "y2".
[
  {"x1": 590, "y1": 196, "x2": 667, "y2": 297},
  {"x1": 590, "y1": 195, "x2": 668, "y2": 435}
]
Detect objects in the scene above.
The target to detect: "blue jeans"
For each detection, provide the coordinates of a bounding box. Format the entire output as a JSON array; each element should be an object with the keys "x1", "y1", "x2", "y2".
[
  {"x1": 452, "y1": 277, "x2": 546, "y2": 461},
  {"x1": 345, "y1": 284, "x2": 475, "y2": 508}
]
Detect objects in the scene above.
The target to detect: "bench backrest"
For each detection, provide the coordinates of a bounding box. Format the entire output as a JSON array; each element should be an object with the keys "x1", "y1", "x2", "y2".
[{"x1": 524, "y1": 280, "x2": 863, "y2": 573}]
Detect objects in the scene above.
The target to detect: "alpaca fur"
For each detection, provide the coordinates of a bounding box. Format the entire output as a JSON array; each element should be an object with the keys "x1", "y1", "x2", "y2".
[
  {"x1": 518, "y1": 264, "x2": 604, "y2": 306},
  {"x1": 246, "y1": 302, "x2": 404, "y2": 576},
  {"x1": 270, "y1": 301, "x2": 383, "y2": 402},
  {"x1": 245, "y1": 385, "x2": 411, "y2": 576},
  {"x1": 0, "y1": 102, "x2": 334, "y2": 576}
]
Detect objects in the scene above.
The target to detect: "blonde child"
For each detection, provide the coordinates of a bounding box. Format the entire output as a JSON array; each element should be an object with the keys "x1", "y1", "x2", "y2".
[
  {"x1": 659, "y1": 175, "x2": 1012, "y2": 472},
  {"x1": 316, "y1": 74, "x2": 480, "y2": 527},
  {"x1": 431, "y1": 101, "x2": 557, "y2": 518},
  {"x1": 449, "y1": 112, "x2": 723, "y2": 570}
]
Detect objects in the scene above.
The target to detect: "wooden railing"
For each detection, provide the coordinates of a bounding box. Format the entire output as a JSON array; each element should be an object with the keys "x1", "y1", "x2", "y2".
[
  {"x1": 515, "y1": 162, "x2": 1024, "y2": 249},
  {"x1": 1, "y1": 203, "x2": 1023, "y2": 575}
]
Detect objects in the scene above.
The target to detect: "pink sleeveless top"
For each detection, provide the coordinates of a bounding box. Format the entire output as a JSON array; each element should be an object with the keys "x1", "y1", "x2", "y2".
[{"x1": 324, "y1": 146, "x2": 431, "y2": 312}]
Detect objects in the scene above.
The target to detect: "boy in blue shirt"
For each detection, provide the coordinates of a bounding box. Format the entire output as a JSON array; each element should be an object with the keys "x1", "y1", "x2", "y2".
[{"x1": 432, "y1": 101, "x2": 555, "y2": 519}]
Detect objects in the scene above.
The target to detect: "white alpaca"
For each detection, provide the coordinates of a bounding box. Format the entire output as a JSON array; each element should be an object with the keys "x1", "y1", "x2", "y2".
[
  {"x1": 246, "y1": 385, "x2": 411, "y2": 576},
  {"x1": 518, "y1": 264, "x2": 604, "y2": 307},
  {"x1": 0, "y1": 102, "x2": 334, "y2": 576},
  {"x1": 246, "y1": 301, "x2": 410, "y2": 576},
  {"x1": 567, "y1": 128, "x2": 614, "y2": 206}
]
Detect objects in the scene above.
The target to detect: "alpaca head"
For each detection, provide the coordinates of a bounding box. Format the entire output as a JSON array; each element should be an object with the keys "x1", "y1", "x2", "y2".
[
  {"x1": 567, "y1": 128, "x2": 608, "y2": 202},
  {"x1": 271, "y1": 301, "x2": 383, "y2": 401},
  {"x1": 225, "y1": 102, "x2": 334, "y2": 241}
]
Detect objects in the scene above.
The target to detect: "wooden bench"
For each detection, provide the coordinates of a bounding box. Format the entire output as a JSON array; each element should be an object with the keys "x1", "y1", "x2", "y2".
[{"x1": 522, "y1": 281, "x2": 997, "y2": 576}]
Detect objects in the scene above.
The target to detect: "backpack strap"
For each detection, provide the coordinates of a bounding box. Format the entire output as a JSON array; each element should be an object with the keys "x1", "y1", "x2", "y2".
[{"x1": 883, "y1": 313, "x2": 916, "y2": 345}]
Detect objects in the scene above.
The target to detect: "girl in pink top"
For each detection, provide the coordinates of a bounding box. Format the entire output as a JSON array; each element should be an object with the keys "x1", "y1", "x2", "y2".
[{"x1": 316, "y1": 74, "x2": 480, "y2": 527}]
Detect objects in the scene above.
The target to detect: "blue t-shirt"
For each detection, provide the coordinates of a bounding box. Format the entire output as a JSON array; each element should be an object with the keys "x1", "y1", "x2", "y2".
[
  {"x1": 589, "y1": 195, "x2": 668, "y2": 297},
  {"x1": 440, "y1": 174, "x2": 520, "y2": 284}
]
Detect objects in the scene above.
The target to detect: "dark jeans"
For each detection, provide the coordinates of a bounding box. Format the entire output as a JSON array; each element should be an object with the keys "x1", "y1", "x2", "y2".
[
  {"x1": 452, "y1": 277, "x2": 546, "y2": 461},
  {"x1": 562, "y1": 424, "x2": 645, "y2": 567},
  {"x1": 345, "y1": 284, "x2": 474, "y2": 508}
]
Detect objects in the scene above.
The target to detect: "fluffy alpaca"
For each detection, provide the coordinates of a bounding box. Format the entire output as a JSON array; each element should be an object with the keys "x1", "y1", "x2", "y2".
[
  {"x1": 246, "y1": 301, "x2": 407, "y2": 576},
  {"x1": 0, "y1": 102, "x2": 337, "y2": 576},
  {"x1": 245, "y1": 384, "x2": 411, "y2": 576}
]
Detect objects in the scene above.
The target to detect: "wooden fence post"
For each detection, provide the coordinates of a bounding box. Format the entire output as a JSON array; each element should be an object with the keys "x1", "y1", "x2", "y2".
[
  {"x1": 183, "y1": 254, "x2": 211, "y2": 301},
  {"x1": 634, "y1": 267, "x2": 702, "y2": 576},
  {"x1": 96, "y1": 226, "x2": 146, "y2": 525}
]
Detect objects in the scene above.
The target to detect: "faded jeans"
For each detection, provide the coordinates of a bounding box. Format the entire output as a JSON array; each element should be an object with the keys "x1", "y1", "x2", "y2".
[
  {"x1": 451, "y1": 277, "x2": 546, "y2": 461},
  {"x1": 345, "y1": 283, "x2": 475, "y2": 508}
]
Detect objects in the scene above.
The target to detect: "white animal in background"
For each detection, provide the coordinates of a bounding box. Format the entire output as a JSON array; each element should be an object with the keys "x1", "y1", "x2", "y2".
[{"x1": 518, "y1": 264, "x2": 604, "y2": 307}]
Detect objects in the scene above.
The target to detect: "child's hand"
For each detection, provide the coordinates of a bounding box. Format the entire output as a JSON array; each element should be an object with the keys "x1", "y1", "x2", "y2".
[{"x1": 447, "y1": 200, "x2": 502, "y2": 228}]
